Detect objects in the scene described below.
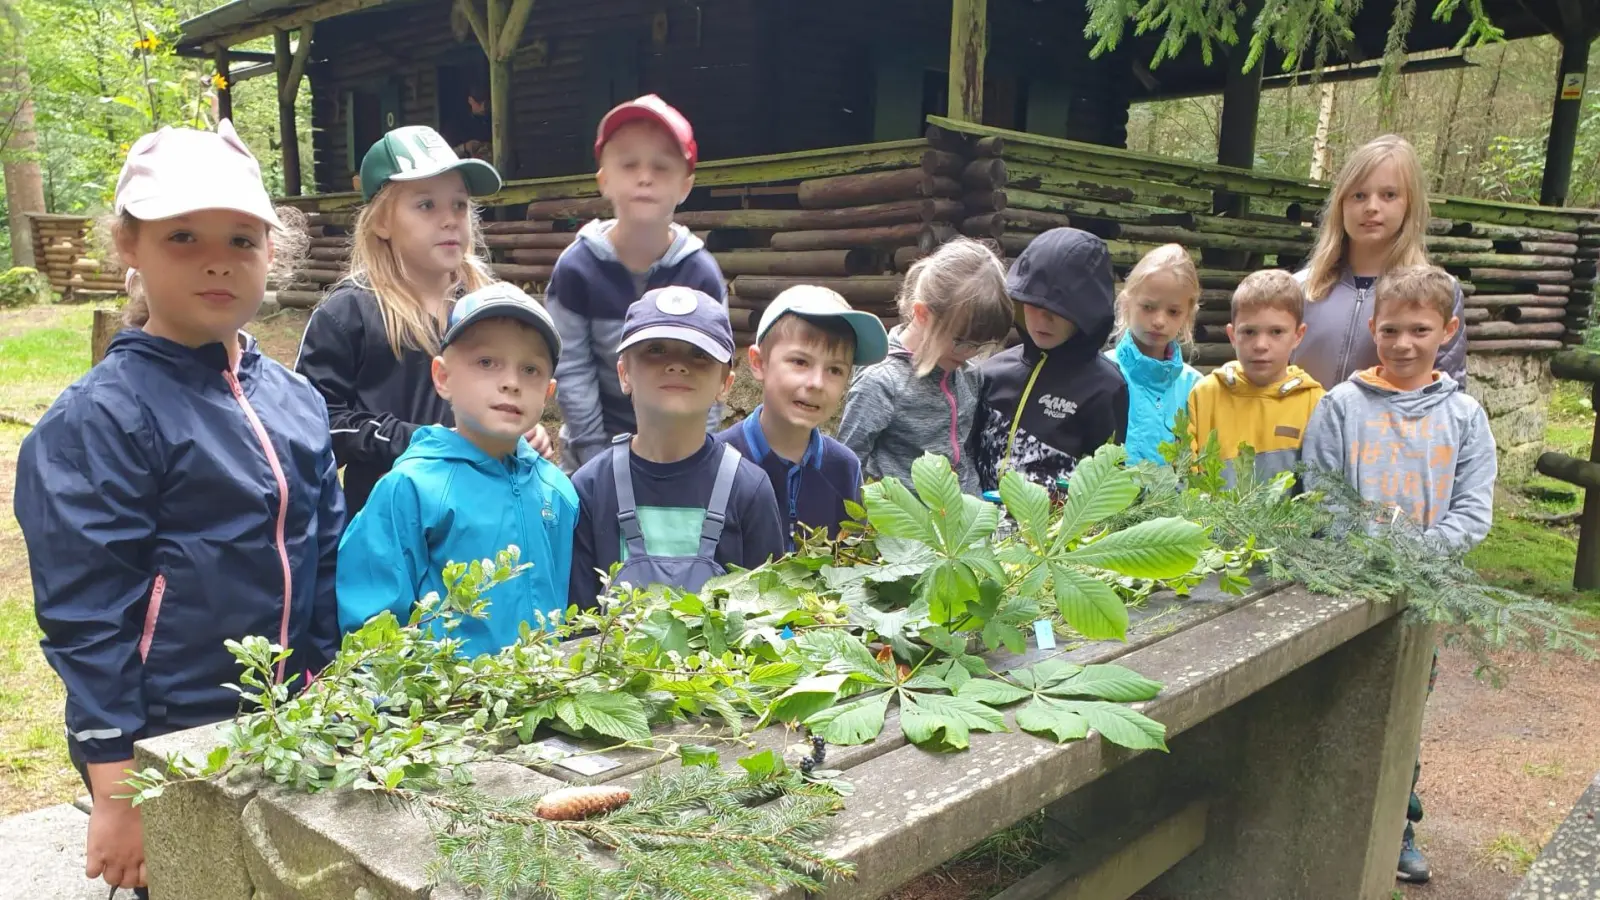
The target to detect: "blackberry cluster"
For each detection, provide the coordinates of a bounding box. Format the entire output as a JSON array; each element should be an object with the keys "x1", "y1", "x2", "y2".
[{"x1": 799, "y1": 731, "x2": 827, "y2": 775}]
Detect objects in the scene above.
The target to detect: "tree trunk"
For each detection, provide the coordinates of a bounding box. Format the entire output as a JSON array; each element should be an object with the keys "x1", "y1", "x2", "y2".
[
  {"x1": 1309, "y1": 82, "x2": 1335, "y2": 182},
  {"x1": 1433, "y1": 66, "x2": 1468, "y2": 194},
  {"x1": 1, "y1": 5, "x2": 45, "y2": 268}
]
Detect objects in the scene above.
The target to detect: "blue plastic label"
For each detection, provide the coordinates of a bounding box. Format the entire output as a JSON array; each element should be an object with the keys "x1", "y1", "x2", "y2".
[{"x1": 1033, "y1": 619, "x2": 1056, "y2": 650}]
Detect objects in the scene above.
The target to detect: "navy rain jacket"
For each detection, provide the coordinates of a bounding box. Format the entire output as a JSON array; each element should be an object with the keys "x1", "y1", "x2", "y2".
[{"x1": 14, "y1": 329, "x2": 345, "y2": 763}]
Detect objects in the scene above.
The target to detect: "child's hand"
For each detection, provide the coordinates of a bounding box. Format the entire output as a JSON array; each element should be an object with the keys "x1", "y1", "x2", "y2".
[
  {"x1": 524, "y1": 424, "x2": 557, "y2": 462},
  {"x1": 85, "y1": 761, "x2": 146, "y2": 889}
]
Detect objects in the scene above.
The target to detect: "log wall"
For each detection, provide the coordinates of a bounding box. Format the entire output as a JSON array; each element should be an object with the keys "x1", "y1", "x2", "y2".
[{"x1": 27, "y1": 214, "x2": 124, "y2": 300}]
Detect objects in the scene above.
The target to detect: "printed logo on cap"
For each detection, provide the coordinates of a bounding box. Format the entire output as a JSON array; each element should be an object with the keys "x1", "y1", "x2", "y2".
[
  {"x1": 654, "y1": 288, "x2": 700, "y2": 316},
  {"x1": 393, "y1": 128, "x2": 456, "y2": 172}
]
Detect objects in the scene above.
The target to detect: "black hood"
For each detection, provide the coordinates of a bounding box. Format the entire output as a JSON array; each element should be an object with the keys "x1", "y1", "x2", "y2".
[{"x1": 1006, "y1": 228, "x2": 1117, "y2": 356}]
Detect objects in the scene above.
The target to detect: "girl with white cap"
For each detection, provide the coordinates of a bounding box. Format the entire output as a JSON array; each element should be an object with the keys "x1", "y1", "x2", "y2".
[{"x1": 13, "y1": 120, "x2": 345, "y2": 897}]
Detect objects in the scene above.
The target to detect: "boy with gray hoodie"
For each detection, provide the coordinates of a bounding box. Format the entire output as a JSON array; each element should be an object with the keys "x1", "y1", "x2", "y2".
[
  {"x1": 1301, "y1": 264, "x2": 1495, "y2": 552},
  {"x1": 548, "y1": 95, "x2": 726, "y2": 472}
]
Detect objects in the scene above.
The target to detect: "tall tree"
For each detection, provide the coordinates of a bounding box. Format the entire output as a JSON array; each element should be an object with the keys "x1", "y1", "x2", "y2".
[{"x1": 1, "y1": 0, "x2": 46, "y2": 267}]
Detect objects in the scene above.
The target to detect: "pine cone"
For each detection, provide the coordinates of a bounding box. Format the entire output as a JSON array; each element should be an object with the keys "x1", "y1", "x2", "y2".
[{"x1": 534, "y1": 785, "x2": 632, "y2": 821}]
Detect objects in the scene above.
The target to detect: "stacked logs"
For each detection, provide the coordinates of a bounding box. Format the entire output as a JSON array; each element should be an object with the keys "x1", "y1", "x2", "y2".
[{"x1": 28, "y1": 214, "x2": 123, "y2": 298}]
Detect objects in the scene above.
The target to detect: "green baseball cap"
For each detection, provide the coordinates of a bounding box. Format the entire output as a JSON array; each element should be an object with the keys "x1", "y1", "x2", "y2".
[{"x1": 358, "y1": 126, "x2": 502, "y2": 202}]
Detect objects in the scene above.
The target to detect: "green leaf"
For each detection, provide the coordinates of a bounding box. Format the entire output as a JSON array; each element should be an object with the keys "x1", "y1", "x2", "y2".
[
  {"x1": 679, "y1": 744, "x2": 720, "y2": 768},
  {"x1": 1062, "y1": 517, "x2": 1210, "y2": 579},
  {"x1": 738, "y1": 748, "x2": 784, "y2": 778},
  {"x1": 912, "y1": 453, "x2": 971, "y2": 553},
  {"x1": 920, "y1": 626, "x2": 969, "y2": 659},
  {"x1": 1064, "y1": 700, "x2": 1168, "y2": 751},
  {"x1": 956, "y1": 678, "x2": 1031, "y2": 706},
  {"x1": 1020, "y1": 659, "x2": 1083, "y2": 691},
  {"x1": 899, "y1": 691, "x2": 1008, "y2": 751},
  {"x1": 748, "y1": 662, "x2": 802, "y2": 689},
  {"x1": 1050, "y1": 564, "x2": 1129, "y2": 641},
  {"x1": 926, "y1": 561, "x2": 978, "y2": 624},
  {"x1": 900, "y1": 673, "x2": 951, "y2": 691},
  {"x1": 567, "y1": 691, "x2": 651, "y2": 742},
  {"x1": 866, "y1": 475, "x2": 940, "y2": 546},
  {"x1": 1015, "y1": 696, "x2": 1090, "y2": 743},
  {"x1": 983, "y1": 618, "x2": 1027, "y2": 654},
  {"x1": 637, "y1": 609, "x2": 692, "y2": 656},
  {"x1": 999, "y1": 470, "x2": 1052, "y2": 547},
  {"x1": 1044, "y1": 665, "x2": 1164, "y2": 702},
  {"x1": 205, "y1": 745, "x2": 231, "y2": 774},
  {"x1": 823, "y1": 636, "x2": 895, "y2": 685},
  {"x1": 950, "y1": 496, "x2": 1000, "y2": 551},
  {"x1": 804, "y1": 692, "x2": 890, "y2": 745},
  {"x1": 768, "y1": 673, "x2": 849, "y2": 725},
  {"x1": 876, "y1": 536, "x2": 940, "y2": 567},
  {"x1": 1055, "y1": 445, "x2": 1140, "y2": 548}
]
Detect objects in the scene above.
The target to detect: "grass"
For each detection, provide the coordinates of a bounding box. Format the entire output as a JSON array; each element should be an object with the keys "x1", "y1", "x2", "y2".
[
  {"x1": 0, "y1": 307, "x2": 93, "y2": 423},
  {"x1": 1479, "y1": 832, "x2": 1541, "y2": 875},
  {"x1": 1522, "y1": 761, "x2": 1566, "y2": 779}
]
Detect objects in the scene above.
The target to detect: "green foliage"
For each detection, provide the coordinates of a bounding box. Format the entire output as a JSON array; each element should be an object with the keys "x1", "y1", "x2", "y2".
[{"x1": 0, "y1": 267, "x2": 50, "y2": 307}]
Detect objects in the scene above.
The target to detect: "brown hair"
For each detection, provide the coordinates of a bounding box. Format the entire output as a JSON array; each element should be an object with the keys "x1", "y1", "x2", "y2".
[
  {"x1": 101, "y1": 208, "x2": 309, "y2": 327},
  {"x1": 1115, "y1": 243, "x2": 1200, "y2": 346},
  {"x1": 1231, "y1": 269, "x2": 1306, "y2": 324},
  {"x1": 1374, "y1": 265, "x2": 1456, "y2": 323},
  {"x1": 896, "y1": 237, "x2": 1012, "y2": 377},
  {"x1": 1305, "y1": 134, "x2": 1431, "y2": 302},
  {"x1": 343, "y1": 181, "x2": 495, "y2": 358}
]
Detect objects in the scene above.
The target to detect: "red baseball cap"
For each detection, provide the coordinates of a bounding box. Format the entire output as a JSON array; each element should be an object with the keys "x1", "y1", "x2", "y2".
[{"x1": 594, "y1": 94, "x2": 698, "y2": 171}]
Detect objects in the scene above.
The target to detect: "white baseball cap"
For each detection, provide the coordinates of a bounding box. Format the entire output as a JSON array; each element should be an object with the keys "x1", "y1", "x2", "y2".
[{"x1": 114, "y1": 119, "x2": 282, "y2": 228}]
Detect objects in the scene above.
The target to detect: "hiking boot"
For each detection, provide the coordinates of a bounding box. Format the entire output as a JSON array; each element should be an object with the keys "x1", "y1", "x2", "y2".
[{"x1": 1397, "y1": 828, "x2": 1431, "y2": 884}]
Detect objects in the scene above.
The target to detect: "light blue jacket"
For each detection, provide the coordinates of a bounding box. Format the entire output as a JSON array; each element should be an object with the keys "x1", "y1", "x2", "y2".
[
  {"x1": 1105, "y1": 332, "x2": 1202, "y2": 465},
  {"x1": 337, "y1": 426, "x2": 579, "y2": 657}
]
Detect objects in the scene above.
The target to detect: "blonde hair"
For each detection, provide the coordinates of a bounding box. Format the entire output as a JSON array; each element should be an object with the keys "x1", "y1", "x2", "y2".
[
  {"x1": 1116, "y1": 243, "x2": 1200, "y2": 346},
  {"x1": 101, "y1": 208, "x2": 309, "y2": 328},
  {"x1": 1374, "y1": 265, "x2": 1456, "y2": 322},
  {"x1": 1231, "y1": 269, "x2": 1305, "y2": 324},
  {"x1": 343, "y1": 183, "x2": 495, "y2": 358},
  {"x1": 1305, "y1": 134, "x2": 1431, "y2": 302},
  {"x1": 896, "y1": 237, "x2": 1012, "y2": 377}
]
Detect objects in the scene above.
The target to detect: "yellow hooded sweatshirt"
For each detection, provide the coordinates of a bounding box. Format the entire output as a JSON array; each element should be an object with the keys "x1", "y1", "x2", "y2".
[{"x1": 1187, "y1": 361, "x2": 1325, "y2": 486}]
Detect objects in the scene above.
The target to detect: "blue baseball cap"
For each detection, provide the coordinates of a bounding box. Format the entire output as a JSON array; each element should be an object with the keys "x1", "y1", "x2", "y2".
[
  {"x1": 617, "y1": 287, "x2": 734, "y2": 363},
  {"x1": 442, "y1": 282, "x2": 561, "y2": 364},
  {"x1": 755, "y1": 285, "x2": 889, "y2": 365}
]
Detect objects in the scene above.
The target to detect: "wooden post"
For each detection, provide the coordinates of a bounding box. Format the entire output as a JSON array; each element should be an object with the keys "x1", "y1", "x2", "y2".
[
  {"x1": 1209, "y1": 46, "x2": 1263, "y2": 268},
  {"x1": 214, "y1": 48, "x2": 233, "y2": 123},
  {"x1": 1540, "y1": 8, "x2": 1592, "y2": 207},
  {"x1": 487, "y1": 0, "x2": 512, "y2": 177},
  {"x1": 947, "y1": 0, "x2": 987, "y2": 124},
  {"x1": 274, "y1": 32, "x2": 300, "y2": 196},
  {"x1": 1575, "y1": 382, "x2": 1600, "y2": 589},
  {"x1": 91, "y1": 308, "x2": 121, "y2": 366}
]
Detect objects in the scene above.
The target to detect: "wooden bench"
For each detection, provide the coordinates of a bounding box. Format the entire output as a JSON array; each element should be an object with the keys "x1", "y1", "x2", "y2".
[
  {"x1": 1510, "y1": 770, "x2": 1600, "y2": 899},
  {"x1": 135, "y1": 580, "x2": 1435, "y2": 900}
]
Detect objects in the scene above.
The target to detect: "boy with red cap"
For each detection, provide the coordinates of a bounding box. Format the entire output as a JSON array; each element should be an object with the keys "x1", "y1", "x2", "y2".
[{"x1": 548, "y1": 94, "x2": 727, "y2": 472}]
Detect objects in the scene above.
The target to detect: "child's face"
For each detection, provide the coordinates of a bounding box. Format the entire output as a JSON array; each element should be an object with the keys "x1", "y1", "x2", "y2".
[
  {"x1": 1226, "y1": 306, "x2": 1306, "y2": 387},
  {"x1": 1369, "y1": 302, "x2": 1458, "y2": 386},
  {"x1": 1341, "y1": 158, "x2": 1407, "y2": 257},
  {"x1": 1127, "y1": 273, "x2": 1192, "y2": 356},
  {"x1": 1022, "y1": 304, "x2": 1077, "y2": 350},
  {"x1": 597, "y1": 122, "x2": 694, "y2": 225},
  {"x1": 750, "y1": 335, "x2": 854, "y2": 433},
  {"x1": 433, "y1": 321, "x2": 555, "y2": 452},
  {"x1": 619, "y1": 339, "x2": 733, "y2": 419},
  {"x1": 375, "y1": 172, "x2": 471, "y2": 279},
  {"x1": 117, "y1": 210, "x2": 273, "y2": 346}
]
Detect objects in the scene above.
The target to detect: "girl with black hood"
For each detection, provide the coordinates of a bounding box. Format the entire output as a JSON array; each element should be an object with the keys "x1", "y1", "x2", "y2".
[{"x1": 975, "y1": 228, "x2": 1129, "y2": 492}]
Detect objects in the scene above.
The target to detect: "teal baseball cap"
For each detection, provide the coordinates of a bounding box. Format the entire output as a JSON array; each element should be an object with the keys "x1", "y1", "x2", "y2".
[
  {"x1": 358, "y1": 126, "x2": 502, "y2": 202},
  {"x1": 755, "y1": 285, "x2": 889, "y2": 365}
]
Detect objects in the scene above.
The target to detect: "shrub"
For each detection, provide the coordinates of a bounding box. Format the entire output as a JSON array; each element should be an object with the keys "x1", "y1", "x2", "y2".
[{"x1": 0, "y1": 267, "x2": 53, "y2": 308}]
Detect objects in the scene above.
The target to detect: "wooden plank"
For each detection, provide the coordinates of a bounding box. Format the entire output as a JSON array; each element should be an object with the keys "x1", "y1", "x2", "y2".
[
  {"x1": 91, "y1": 309, "x2": 121, "y2": 365},
  {"x1": 992, "y1": 801, "x2": 1208, "y2": 900},
  {"x1": 947, "y1": 0, "x2": 986, "y2": 123},
  {"x1": 1536, "y1": 451, "x2": 1600, "y2": 491},
  {"x1": 497, "y1": 0, "x2": 535, "y2": 60},
  {"x1": 211, "y1": 0, "x2": 401, "y2": 49}
]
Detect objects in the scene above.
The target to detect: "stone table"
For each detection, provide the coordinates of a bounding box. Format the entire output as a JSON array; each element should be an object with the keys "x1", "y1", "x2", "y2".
[{"x1": 136, "y1": 581, "x2": 1434, "y2": 900}]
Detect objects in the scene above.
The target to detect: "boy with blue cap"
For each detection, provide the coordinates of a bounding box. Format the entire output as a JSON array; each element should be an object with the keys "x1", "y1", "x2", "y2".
[
  {"x1": 570, "y1": 287, "x2": 783, "y2": 605},
  {"x1": 718, "y1": 286, "x2": 888, "y2": 546}
]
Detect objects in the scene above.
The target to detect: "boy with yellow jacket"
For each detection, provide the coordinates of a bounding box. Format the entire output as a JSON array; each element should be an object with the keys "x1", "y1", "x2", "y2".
[{"x1": 1187, "y1": 269, "x2": 1324, "y2": 485}]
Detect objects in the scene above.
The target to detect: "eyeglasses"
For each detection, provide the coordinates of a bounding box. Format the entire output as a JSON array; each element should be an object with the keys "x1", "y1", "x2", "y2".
[{"x1": 951, "y1": 338, "x2": 999, "y2": 356}]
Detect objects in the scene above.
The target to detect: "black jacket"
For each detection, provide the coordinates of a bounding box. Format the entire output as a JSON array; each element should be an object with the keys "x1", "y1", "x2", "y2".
[
  {"x1": 15, "y1": 330, "x2": 344, "y2": 763},
  {"x1": 976, "y1": 228, "x2": 1128, "y2": 491},
  {"x1": 294, "y1": 284, "x2": 452, "y2": 514}
]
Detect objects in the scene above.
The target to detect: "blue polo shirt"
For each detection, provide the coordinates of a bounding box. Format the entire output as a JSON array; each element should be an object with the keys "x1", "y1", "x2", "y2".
[{"x1": 718, "y1": 407, "x2": 865, "y2": 548}]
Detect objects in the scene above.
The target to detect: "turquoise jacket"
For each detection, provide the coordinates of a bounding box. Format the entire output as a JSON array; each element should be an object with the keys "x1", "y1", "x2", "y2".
[
  {"x1": 1105, "y1": 332, "x2": 1202, "y2": 465},
  {"x1": 337, "y1": 426, "x2": 579, "y2": 657}
]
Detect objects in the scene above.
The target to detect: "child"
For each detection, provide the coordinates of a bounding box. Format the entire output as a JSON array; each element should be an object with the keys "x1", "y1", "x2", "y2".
[
  {"x1": 1301, "y1": 264, "x2": 1493, "y2": 888},
  {"x1": 295, "y1": 125, "x2": 502, "y2": 515},
  {"x1": 1294, "y1": 134, "x2": 1466, "y2": 390},
  {"x1": 336, "y1": 283, "x2": 577, "y2": 656},
  {"x1": 975, "y1": 228, "x2": 1128, "y2": 492},
  {"x1": 569, "y1": 286, "x2": 784, "y2": 604},
  {"x1": 1106, "y1": 243, "x2": 1203, "y2": 466},
  {"x1": 549, "y1": 94, "x2": 728, "y2": 473},
  {"x1": 837, "y1": 237, "x2": 1014, "y2": 494},
  {"x1": 14, "y1": 122, "x2": 343, "y2": 896},
  {"x1": 718, "y1": 285, "x2": 889, "y2": 546},
  {"x1": 1187, "y1": 269, "x2": 1325, "y2": 486}
]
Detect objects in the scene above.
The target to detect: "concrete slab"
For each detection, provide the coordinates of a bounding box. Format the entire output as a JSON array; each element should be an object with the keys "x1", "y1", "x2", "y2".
[{"x1": 2, "y1": 803, "x2": 105, "y2": 900}]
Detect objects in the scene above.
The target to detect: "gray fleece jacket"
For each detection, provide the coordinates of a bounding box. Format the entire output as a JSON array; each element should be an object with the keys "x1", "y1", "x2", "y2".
[
  {"x1": 1291, "y1": 267, "x2": 1468, "y2": 391},
  {"x1": 837, "y1": 325, "x2": 985, "y2": 494},
  {"x1": 1301, "y1": 368, "x2": 1496, "y2": 552}
]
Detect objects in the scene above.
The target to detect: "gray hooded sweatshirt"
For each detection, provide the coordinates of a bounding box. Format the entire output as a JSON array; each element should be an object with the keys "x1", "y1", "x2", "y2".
[
  {"x1": 1291, "y1": 267, "x2": 1468, "y2": 391},
  {"x1": 546, "y1": 219, "x2": 727, "y2": 472},
  {"x1": 837, "y1": 325, "x2": 985, "y2": 494},
  {"x1": 1301, "y1": 368, "x2": 1495, "y2": 552}
]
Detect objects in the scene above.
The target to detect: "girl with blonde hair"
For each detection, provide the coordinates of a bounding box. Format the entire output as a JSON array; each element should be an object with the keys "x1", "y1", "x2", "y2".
[
  {"x1": 1292, "y1": 134, "x2": 1466, "y2": 390},
  {"x1": 295, "y1": 125, "x2": 503, "y2": 514},
  {"x1": 838, "y1": 237, "x2": 1014, "y2": 493},
  {"x1": 1105, "y1": 243, "x2": 1203, "y2": 464}
]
